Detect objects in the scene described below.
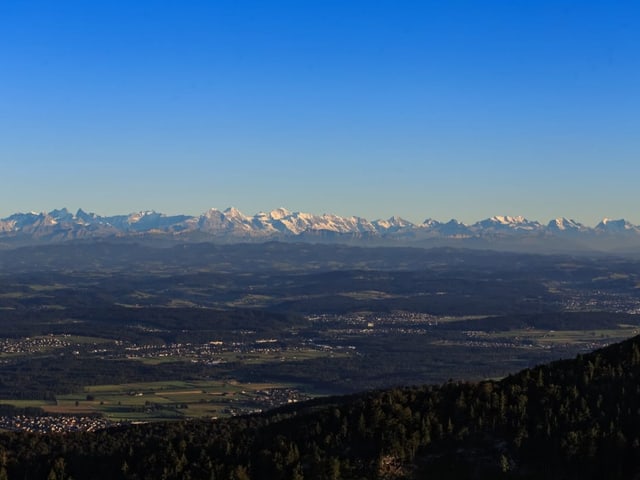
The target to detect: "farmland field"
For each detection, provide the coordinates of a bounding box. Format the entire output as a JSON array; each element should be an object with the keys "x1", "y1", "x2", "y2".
[{"x1": 52, "y1": 380, "x2": 308, "y2": 421}]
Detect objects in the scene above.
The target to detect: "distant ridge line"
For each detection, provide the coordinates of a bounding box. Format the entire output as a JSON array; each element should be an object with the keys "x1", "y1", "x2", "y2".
[{"x1": 1, "y1": 207, "x2": 639, "y2": 252}]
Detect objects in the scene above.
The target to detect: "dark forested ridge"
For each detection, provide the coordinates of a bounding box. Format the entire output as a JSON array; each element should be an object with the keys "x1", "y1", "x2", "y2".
[{"x1": 2, "y1": 334, "x2": 640, "y2": 479}]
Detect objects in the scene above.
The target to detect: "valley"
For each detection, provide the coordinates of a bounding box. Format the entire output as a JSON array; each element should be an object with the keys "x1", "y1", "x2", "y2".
[{"x1": 0, "y1": 242, "x2": 639, "y2": 429}]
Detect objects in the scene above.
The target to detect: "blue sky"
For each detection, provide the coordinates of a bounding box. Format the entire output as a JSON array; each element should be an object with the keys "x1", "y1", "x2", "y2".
[{"x1": 1, "y1": 1, "x2": 638, "y2": 225}]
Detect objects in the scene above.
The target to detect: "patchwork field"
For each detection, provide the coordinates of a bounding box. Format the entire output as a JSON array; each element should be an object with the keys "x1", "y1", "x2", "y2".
[{"x1": 51, "y1": 380, "x2": 307, "y2": 421}]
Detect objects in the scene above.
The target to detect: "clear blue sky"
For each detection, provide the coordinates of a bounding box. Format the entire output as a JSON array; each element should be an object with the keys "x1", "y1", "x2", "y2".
[{"x1": 1, "y1": 1, "x2": 638, "y2": 225}]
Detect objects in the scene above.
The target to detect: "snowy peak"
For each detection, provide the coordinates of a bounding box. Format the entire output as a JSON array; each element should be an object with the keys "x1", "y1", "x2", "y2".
[
  {"x1": 422, "y1": 218, "x2": 442, "y2": 228},
  {"x1": 548, "y1": 217, "x2": 586, "y2": 232},
  {"x1": 473, "y1": 215, "x2": 542, "y2": 232},
  {"x1": 1, "y1": 207, "x2": 640, "y2": 250},
  {"x1": 491, "y1": 215, "x2": 526, "y2": 225},
  {"x1": 4, "y1": 211, "x2": 46, "y2": 229},
  {"x1": 420, "y1": 219, "x2": 470, "y2": 237},
  {"x1": 49, "y1": 208, "x2": 73, "y2": 222},
  {"x1": 75, "y1": 209, "x2": 99, "y2": 225},
  {"x1": 251, "y1": 209, "x2": 376, "y2": 235},
  {"x1": 266, "y1": 208, "x2": 292, "y2": 220},
  {"x1": 595, "y1": 218, "x2": 638, "y2": 233},
  {"x1": 128, "y1": 210, "x2": 157, "y2": 223},
  {"x1": 223, "y1": 207, "x2": 249, "y2": 220},
  {"x1": 372, "y1": 216, "x2": 415, "y2": 232},
  {"x1": 199, "y1": 208, "x2": 256, "y2": 235},
  {"x1": 316, "y1": 213, "x2": 377, "y2": 234}
]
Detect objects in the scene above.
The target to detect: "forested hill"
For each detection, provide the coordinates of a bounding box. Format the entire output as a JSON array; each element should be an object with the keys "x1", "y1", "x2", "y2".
[{"x1": 2, "y1": 335, "x2": 640, "y2": 479}]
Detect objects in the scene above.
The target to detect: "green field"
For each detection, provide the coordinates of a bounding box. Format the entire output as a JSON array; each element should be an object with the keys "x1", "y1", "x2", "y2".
[
  {"x1": 491, "y1": 326, "x2": 640, "y2": 346},
  {"x1": 0, "y1": 399, "x2": 52, "y2": 408},
  {"x1": 50, "y1": 379, "x2": 304, "y2": 421}
]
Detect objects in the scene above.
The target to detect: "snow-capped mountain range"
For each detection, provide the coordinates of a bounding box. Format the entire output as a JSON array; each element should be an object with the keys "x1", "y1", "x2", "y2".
[{"x1": 1, "y1": 207, "x2": 639, "y2": 252}]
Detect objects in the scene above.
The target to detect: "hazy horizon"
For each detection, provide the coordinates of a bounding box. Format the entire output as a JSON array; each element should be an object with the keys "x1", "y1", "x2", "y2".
[{"x1": 1, "y1": 204, "x2": 636, "y2": 228}]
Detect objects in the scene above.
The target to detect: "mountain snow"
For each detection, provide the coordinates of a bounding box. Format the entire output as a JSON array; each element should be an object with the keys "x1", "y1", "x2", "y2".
[
  {"x1": 547, "y1": 218, "x2": 586, "y2": 232},
  {"x1": 0, "y1": 208, "x2": 639, "y2": 245}
]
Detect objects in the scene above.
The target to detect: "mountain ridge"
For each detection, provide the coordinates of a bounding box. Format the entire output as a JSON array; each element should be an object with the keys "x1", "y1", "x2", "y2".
[{"x1": 1, "y1": 207, "x2": 640, "y2": 252}]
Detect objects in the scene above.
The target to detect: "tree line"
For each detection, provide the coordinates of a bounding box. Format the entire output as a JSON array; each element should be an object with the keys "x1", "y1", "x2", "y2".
[{"x1": 2, "y1": 333, "x2": 640, "y2": 478}]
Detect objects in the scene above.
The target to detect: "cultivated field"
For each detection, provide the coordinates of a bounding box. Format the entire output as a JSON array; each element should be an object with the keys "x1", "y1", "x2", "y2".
[{"x1": 51, "y1": 379, "x2": 306, "y2": 421}]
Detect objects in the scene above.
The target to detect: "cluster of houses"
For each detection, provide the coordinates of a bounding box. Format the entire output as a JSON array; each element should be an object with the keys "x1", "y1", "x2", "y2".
[{"x1": 0, "y1": 414, "x2": 118, "y2": 433}]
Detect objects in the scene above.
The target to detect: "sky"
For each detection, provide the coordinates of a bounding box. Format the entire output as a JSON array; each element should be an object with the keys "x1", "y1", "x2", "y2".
[{"x1": 1, "y1": 1, "x2": 639, "y2": 225}]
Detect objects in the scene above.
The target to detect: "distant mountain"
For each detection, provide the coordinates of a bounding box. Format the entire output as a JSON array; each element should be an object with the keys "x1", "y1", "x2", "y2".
[
  {"x1": 1, "y1": 207, "x2": 640, "y2": 252},
  {"x1": 472, "y1": 215, "x2": 543, "y2": 232},
  {"x1": 595, "y1": 218, "x2": 640, "y2": 234},
  {"x1": 547, "y1": 217, "x2": 587, "y2": 233}
]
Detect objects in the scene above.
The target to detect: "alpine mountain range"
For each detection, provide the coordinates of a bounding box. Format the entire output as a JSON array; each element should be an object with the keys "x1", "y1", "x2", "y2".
[{"x1": 1, "y1": 207, "x2": 640, "y2": 253}]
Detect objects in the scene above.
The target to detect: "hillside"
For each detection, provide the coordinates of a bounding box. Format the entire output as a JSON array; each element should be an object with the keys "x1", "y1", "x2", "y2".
[{"x1": 1, "y1": 333, "x2": 640, "y2": 479}]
